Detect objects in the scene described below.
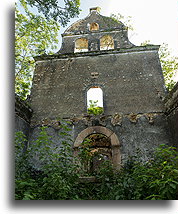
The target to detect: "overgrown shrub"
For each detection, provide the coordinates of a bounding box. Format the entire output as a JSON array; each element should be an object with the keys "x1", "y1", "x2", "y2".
[
  {"x1": 87, "y1": 100, "x2": 104, "y2": 115},
  {"x1": 15, "y1": 124, "x2": 178, "y2": 200},
  {"x1": 107, "y1": 145, "x2": 178, "y2": 200}
]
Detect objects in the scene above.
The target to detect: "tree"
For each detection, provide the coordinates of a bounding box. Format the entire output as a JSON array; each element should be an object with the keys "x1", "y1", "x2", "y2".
[
  {"x1": 141, "y1": 41, "x2": 178, "y2": 91},
  {"x1": 22, "y1": 0, "x2": 81, "y2": 26},
  {"x1": 110, "y1": 13, "x2": 135, "y2": 39},
  {"x1": 15, "y1": 7, "x2": 60, "y2": 99},
  {"x1": 15, "y1": 0, "x2": 81, "y2": 99},
  {"x1": 158, "y1": 43, "x2": 178, "y2": 91},
  {"x1": 111, "y1": 13, "x2": 178, "y2": 91}
]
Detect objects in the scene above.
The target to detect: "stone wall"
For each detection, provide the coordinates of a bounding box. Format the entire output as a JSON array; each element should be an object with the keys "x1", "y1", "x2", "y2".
[
  {"x1": 15, "y1": 94, "x2": 32, "y2": 138},
  {"x1": 73, "y1": 113, "x2": 170, "y2": 164},
  {"x1": 59, "y1": 8, "x2": 133, "y2": 54},
  {"x1": 28, "y1": 110, "x2": 171, "y2": 166},
  {"x1": 165, "y1": 83, "x2": 178, "y2": 149},
  {"x1": 31, "y1": 46, "x2": 165, "y2": 123},
  {"x1": 28, "y1": 7, "x2": 172, "y2": 167}
]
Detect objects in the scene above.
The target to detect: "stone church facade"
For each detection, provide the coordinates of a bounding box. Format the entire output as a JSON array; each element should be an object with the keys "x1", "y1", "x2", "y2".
[{"x1": 15, "y1": 7, "x2": 178, "y2": 168}]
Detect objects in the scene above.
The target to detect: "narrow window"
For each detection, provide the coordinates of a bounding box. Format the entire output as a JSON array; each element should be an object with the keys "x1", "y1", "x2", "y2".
[
  {"x1": 89, "y1": 22, "x2": 99, "y2": 31},
  {"x1": 100, "y1": 35, "x2": 114, "y2": 50},
  {"x1": 87, "y1": 86, "x2": 103, "y2": 115},
  {"x1": 74, "y1": 38, "x2": 88, "y2": 53}
]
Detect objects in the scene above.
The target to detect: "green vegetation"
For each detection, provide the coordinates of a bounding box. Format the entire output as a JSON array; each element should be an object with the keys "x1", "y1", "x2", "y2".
[
  {"x1": 15, "y1": 123, "x2": 178, "y2": 200},
  {"x1": 15, "y1": 6, "x2": 60, "y2": 99},
  {"x1": 22, "y1": 0, "x2": 81, "y2": 25},
  {"x1": 159, "y1": 43, "x2": 178, "y2": 91},
  {"x1": 141, "y1": 41, "x2": 178, "y2": 91},
  {"x1": 15, "y1": 0, "x2": 80, "y2": 99},
  {"x1": 87, "y1": 100, "x2": 104, "y2": 115},
  {"x1": 15, "y1": 4, "x2": 177, "y2": 99},
  {"x1": 110, "y1": 13, "x2": 134, "y2": 31},
  {"x1": 15, "y1": 122, "x2": 79, "y2": 200},
  {"x1": 111, "y1": 13, "x2": 178, "y2": 91}
]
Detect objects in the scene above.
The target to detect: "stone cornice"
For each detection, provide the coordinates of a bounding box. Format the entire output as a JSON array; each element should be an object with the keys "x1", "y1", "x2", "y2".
[{"x1": 34, "y1": 45, "x2": 160, "y2": 62}]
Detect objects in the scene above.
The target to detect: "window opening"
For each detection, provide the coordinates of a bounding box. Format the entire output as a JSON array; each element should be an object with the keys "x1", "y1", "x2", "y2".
[
  {"x1": 74, "y1": 38, "x2": 88, "y2": 53},
  {"x1": 87, "y1": 86, "x2": 103, "y2": 115},
  {"x1": 100, "y1": 35, "x2": 114, "y2": 50},
  {"x1": 89, "y1": 22, "x2": 99, "y2": 31}
]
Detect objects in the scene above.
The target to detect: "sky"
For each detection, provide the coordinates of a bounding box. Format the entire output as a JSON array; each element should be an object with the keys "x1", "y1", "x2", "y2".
[
  {"x1": 58, "y1": 0, "x2": 178, "y2": 57},
  {"x1": 87, "y1": 87, "x2": 103, "y2": 107}
]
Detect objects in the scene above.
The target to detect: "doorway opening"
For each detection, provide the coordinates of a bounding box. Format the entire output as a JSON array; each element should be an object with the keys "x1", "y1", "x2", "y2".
[
  {"x1": 74, "y1": 126, "x2": 121, "y2": 171},
  {"x1": 78, "y1": 133, "x2": 111, "y2": 174}
]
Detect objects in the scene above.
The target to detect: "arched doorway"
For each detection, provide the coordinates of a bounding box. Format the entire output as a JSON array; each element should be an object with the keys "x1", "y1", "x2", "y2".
[{"x1": 74, "y1": 126, "x2": 121, "y2": 170}]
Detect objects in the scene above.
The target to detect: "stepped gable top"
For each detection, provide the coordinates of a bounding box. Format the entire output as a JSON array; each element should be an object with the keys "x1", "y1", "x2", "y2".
[{"x1": 62, "y1": 7, "x2": 126, "y2": 36}]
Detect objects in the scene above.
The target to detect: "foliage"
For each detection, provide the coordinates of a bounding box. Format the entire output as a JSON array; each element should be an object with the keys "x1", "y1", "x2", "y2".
[
  {"x1": 15, "y1": 0, "x2": 81, "y2": 99},
  {"x1": 159, "y1": 43, "x2": 178, "y2": 91},
  {"x1": 15, "y1": 3, "x2": 60, "y2": 99},
  {"x1": 110, "y1": 13, "x2": 134, "y2": 31},
  {"x1": 15, "y1": 121, "x2": 79, "y2": 200},
  {"x1": 15, "y1": 131, "x2": 38, "y2": 200},
  {"x1": 22, "y1": 0, "x2": 81, "y2": 26},
  {"x1": 110, "y1": 13, "x2": 136, "y2": 40},
  {"x1": 77, "y1": 138, "x2": 93, "y2": 175},
  {"x1": 111, "y1": 13, "x2": 178, "y2": 91},
  {"x1": 141, "y1": 42, "x2": 178, "y2": 91},
  {"x1": 15, "y1": 131, "x2": 29, "y2": 180},
  {"x1": 15, "y1": 121, "x2": 178, "y2": 200},
  {"x1": 87, "y1": 100, "x2": 104, "y2": 115},
  {"x1": 107, "y1": 145, "x2": 178, "y2": 200}
]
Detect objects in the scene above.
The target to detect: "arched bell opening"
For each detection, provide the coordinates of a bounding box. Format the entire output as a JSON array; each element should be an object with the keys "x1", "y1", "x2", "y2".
[
  {"x1": 74, "y1": 38, "x2": 88, "y2": 53},
  {"x1": 89, "y1": 22, "x2": 99, "y2": 31},
  {"x1": 100, "y1": 35, "x2": 114, "y2": 50}
]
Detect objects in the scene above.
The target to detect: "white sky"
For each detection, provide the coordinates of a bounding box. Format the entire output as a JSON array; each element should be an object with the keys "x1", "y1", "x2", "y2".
[
  {"x1": 59, "y1": 0, "x2": 178, "y2": 57},
  {"x1": 87, "y1": 88, "x2": 103, "y2": 107}
]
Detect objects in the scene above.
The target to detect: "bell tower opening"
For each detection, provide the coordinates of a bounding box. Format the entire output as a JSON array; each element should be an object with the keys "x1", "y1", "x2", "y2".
[
  {"x1": 89, "y1": 22, "x2": 99, "y2": 31},
  {"x1": 74, "y1": 38, "x2": 88, "y2": 53},
  {"x1": 100, "y1": 35, "x2": 114, "y2": 50}
]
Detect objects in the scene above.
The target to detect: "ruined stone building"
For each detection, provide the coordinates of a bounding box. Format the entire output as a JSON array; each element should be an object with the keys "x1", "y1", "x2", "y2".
[{"x1": 15, "y1": 7, "x2": 178, "y2": 169}]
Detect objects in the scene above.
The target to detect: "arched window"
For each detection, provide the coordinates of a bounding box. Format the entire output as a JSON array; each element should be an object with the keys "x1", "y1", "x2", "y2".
[
  {"x1": 87, "y1": 86, "x2": 103, "y2": 115},
  {"x1": 100, "y1": 35, "x2": 114, "y2": 50},
  {"x1": 74, "y1": 38, "x2": 88, "y2": 53},
  {"x1": 89, "y1": 22, "x2": 99, "y2": 31}
]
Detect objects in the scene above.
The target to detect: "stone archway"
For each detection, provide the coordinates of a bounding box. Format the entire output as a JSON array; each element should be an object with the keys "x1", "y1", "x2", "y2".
[{"x1": 74, "y1": 126, "x2": 121, "y2": 169}]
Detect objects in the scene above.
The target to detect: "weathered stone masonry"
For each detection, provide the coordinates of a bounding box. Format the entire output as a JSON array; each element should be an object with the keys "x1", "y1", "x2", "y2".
[
  {"x1": 15, "y1": 7, "x2": 177, "y2": 168},
  {"x1": 165, "y1": 82, "x2": 178, "y2": 149},
  {"x1": 15, "y1": 94, "x2": 32, "y2": 138}
]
